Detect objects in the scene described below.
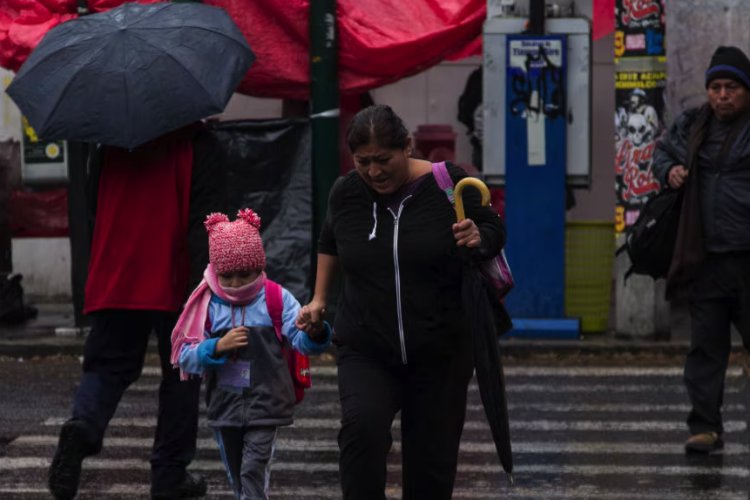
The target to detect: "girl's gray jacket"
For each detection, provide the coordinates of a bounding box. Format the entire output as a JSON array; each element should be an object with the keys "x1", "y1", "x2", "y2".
[{"x1": 178, "y1": 287, "x2": 331, "y2": 427}]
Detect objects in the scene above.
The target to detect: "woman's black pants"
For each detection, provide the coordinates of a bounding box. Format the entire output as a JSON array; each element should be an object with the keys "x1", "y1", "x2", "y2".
[{"x1": 336, "y1": 344, "x2": 473, "y2": 500}]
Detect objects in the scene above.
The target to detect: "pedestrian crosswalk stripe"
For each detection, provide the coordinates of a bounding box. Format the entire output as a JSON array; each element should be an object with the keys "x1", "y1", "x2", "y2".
[
  {"x1": 12, "y1": 435, "x2": 749, "y2": 456},
  {"x1": 140, "y1": 365, "x2": 745, "y2": 378},
  {"x1": 459, "y1": 441, "x2": 748, "y2": 455},
  {"x1": 506, "y1": 420, "x2": 746, "y2": 432},
  {"x1": 515, "y1": 464, "x2": 750, "y2": 478},
  {"x1": 117, "y1": 400, "x2": 746, "y2": 413},
  {"x1": 448, "y1": 489, "x2": 747, "y2": 500},
  {"x1": 509, "y1": 403, "x2": 746, "y2": 412},
  {"x1": 41, "y1": 417, "x2": 747, "y2": 433},
  {"x1": 501, "y1": 366, "x2": 744, "y2": 377},
  {"x1": 127, "y1": 381, "x2": 741, "y2": 394},
  {"x1": 0, "y1": 484, "x2": 740, "y2": 500},
  {"x1": 2, "y1": 457, "x2": 749, "y2": 478},
  {"x1": 312, "y1": 401, "x2": 746, "y2": 414},
  {"x1": 0, "y1": 484, "x2": 746, "y2": 500},
  {"x1": 13, "y1": 436, "x2": 223, "y2": 448}
]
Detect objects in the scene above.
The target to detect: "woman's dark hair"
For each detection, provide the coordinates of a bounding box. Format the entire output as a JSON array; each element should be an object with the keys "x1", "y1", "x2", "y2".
[{"x1": 346, "y1": 104, "x2": 409, "y2": 152}]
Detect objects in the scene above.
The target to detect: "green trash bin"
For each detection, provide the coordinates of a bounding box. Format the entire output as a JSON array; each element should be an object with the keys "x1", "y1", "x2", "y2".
[{"x1": 565, "y1": 221, "x2": 615, "y2": 333}]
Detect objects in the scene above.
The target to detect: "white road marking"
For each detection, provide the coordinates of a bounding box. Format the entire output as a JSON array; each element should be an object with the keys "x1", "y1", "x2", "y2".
[
  {"x1": 3, "y1": 457, "x2": 748, "y2": 479},
  {"x1": 128, "y1": 381, "x2": 738, "y2": 394},
  {"x1": 12, "y1": 435, "x2": 748, "y2": 456},
  {"x1": 141, "y1": 365, "x2": 745, "y2": 378},
  {"x1": 41, "y1": 417, "x2": 747, "y2": 433}
]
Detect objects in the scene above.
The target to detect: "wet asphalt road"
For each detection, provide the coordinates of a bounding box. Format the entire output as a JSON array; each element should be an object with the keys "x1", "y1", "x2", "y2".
[{"x1": 0, "y1": 353, "x2": 749, "y2": 499}]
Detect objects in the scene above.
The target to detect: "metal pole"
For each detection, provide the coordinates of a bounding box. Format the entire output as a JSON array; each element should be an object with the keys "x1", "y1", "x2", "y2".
[
  {"x1": 310, "y1": 0, "x2": 339, "y2": 254},
  {"x1": 0, "y1": 142, "x2": 13, "y2": 275},
  {"x1": 527, "y1": 0, "x2": 546, "y2": 35},
  {"x1": 76, "y1": 0, "x2": 88, "y2": 16},
  {"x1": 66, "y1": 141, "x2": 93, "y2": 328},
  {"x1": 67, "y1": 0, "x2": 95, "y2": 327}
]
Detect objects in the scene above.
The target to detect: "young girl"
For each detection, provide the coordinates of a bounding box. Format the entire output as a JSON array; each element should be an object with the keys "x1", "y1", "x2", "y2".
[{"x1": 170, "y1": 208, "x2": 331, "y2": 500}]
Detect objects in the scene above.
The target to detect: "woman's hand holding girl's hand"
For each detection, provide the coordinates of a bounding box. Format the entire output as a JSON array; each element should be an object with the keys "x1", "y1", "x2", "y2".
[
  {"x1": 215, "y1": 327, "x2": 248, "y2": 354},
  {"x1": 452, "y1": 218, "x2": 482, "y2": 248},
  {"x1": 295, "y1": 305, "x2": 313, "y2": 331},
  {"x1": 296, "y1": 301, "x2": 327, "y2": 340}
]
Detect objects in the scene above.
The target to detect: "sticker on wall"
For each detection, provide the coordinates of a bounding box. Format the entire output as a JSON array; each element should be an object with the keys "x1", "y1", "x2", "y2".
[{"x1": 614, "y1": 0, "x2": 666, "y2": 233}]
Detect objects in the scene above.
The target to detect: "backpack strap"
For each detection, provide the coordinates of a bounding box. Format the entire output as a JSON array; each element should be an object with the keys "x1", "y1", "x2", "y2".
[
  {"x1": 431, "y1": 161, "x2": 455, "y2": 206},
  {"x1": 264, "y1": 279, "x2": 284, "y2": 344}
]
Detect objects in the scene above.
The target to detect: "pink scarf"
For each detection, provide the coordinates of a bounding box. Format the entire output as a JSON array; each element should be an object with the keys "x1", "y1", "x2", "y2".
[{"x1": 170, "y1": 264, "x2": 266, "y2": 378}]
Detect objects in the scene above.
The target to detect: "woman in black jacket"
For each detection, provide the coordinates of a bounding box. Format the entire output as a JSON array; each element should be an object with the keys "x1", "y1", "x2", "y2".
[{"x1": 297, "y1": 104, "x2": 505, "y2": 499}]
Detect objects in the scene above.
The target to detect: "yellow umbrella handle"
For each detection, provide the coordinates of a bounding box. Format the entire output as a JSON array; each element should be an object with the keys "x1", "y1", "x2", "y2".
[{"x1": 454, "y1": 177, "x2": 491, "y2": 221}]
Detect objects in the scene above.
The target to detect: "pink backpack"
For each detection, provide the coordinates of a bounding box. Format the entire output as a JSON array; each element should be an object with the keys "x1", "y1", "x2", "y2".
[
  {"x1": 432, "y1": 162, "x2": 514, "y2": 299},
  {"x1": 264, "y1": 280, "x2": 312, "y2": 403}
]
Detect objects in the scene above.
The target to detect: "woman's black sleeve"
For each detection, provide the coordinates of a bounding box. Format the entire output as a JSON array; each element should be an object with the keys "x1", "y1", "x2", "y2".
[{"x1": 317, "y1": 176, "x2": 345, "y2": 256}]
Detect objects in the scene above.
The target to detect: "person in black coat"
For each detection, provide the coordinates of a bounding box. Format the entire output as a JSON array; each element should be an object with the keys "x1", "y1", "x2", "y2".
[
  {"x1": 652, "y1": 46, "x2": 750, "y2": 454},
  {"x1": 47, "y1": 125, "x2": 221, "y2": 500},
  {"x1": 297, "y1": 104, "x2": 506, "y2": 499}
]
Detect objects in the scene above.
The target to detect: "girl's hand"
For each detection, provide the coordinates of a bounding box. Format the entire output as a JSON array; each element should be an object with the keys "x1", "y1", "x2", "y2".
[
  {"x1": 301, "y1": 319, "x2": 329, "y2": 343},
  {"x1": 215, "y1": 327, "x2": 248, "y2": 354},
  {"x1": 452, "y1": 218, "x2": 482, "y2": 248}
]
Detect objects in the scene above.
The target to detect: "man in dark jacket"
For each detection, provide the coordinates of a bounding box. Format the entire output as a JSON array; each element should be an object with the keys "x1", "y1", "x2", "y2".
[{"x1": 652, "y1": 46, "x2": 750, "y2": 454}]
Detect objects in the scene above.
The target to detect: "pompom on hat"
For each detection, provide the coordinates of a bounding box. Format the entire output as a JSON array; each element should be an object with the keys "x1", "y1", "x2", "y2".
[
  {"x1": 705, "y1": 46, "x2": 750, "y2": 89},
  {"x1": 205, "y1": 209, "x2": 266, "y2": 274}
]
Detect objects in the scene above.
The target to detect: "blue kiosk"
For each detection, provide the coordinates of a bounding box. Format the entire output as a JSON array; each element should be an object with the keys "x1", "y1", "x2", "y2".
[{"x1": 483, "y1": 17, "x2": 591, "y2": 339}]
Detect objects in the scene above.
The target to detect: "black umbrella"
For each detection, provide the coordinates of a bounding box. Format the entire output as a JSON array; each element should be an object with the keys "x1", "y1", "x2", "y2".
[
  {"x1": 6, "y1": 2, "x2": 254, "y2": 150},
  {"x1": 455, "y1": 178, "x2": 514, "y2": 483}
]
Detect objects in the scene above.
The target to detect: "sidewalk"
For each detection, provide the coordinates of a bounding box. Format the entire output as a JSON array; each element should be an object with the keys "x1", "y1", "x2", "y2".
[
  {"x1": 0, "y1": 302, "x2": 743, "y2": 359},
  {"x1": 0, "y1": 303, "x2": 83, "y2": 358}
]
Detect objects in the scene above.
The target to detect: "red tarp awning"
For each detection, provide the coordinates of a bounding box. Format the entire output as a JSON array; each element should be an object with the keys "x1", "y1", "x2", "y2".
[
  {"x1": 0, "y1": 0, "x2": 484, "y2": 99},
  {"x1": 593, "y1": 0, "x2": 614, "y2": 41},
  {"x1": 1, "y1": 0, "x2": 614, "y2": 99}
]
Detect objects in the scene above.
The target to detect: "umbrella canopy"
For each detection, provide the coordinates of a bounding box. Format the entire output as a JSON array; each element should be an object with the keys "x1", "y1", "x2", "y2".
[
  {"x1": 6, "y1": 2, "x2": 254, "y2": 149},
  {"x1": 454, "y1": 178, "x2": 514, "y2": 481}
]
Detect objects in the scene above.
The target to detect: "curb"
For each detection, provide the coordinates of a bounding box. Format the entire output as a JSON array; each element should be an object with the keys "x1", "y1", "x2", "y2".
[
  {"x1": 0, "y1": 338, "x2": 86, "y2": 358},
  {"x1": 1, "y1": 336, "x2": 744, "y2": 360},
  {"x1": 498, "y1": 339, "x2": 694, "y2": 357}
]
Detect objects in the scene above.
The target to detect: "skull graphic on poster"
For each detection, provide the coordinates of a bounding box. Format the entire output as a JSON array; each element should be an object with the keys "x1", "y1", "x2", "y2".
[{"x1": 627, "y1": 112, "x2": 654, "y2": 147}]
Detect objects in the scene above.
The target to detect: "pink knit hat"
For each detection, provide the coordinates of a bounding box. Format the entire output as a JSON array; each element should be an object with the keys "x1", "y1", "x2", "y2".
[{"x1": 205, "y1": 209, "x2": 266, "y2": 274}]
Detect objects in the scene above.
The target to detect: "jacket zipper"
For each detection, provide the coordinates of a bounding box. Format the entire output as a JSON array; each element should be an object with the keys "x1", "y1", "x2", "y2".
[{"x1": 388, "y1": 196, "x2": 412, "y2": 365}]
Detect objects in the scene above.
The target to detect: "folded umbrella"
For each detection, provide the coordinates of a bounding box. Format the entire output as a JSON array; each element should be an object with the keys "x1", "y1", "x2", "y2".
[
  {"x1": 454, "y1": 177, "x2": 514, "y2": 483},
  {"x1": 6, "y1": 1, "x2": 254, "y2": 150}
]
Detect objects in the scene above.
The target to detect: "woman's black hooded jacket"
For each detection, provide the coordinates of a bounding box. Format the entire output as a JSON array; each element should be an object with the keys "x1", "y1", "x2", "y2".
[{"x1": 319, "y1": 162, "x2": 505, "y2": 366}]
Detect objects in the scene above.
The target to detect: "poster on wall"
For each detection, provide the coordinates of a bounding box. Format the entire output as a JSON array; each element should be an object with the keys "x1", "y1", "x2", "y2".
[
  {"x1": 614, "y1": 0, "x2": 665, "y2": 58},
  {"x1": 20, "y1": 116, "x2": 68, "y2": 185},
  {"x1": 614, "y1": 0, "x2": 666, "y2": 233},
  {"x1": 506, "y1": 36, "x2": 566, "y2": 168},
  {"x1": 614, "y1": 65, "x2": 665, "y2": 229}
]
